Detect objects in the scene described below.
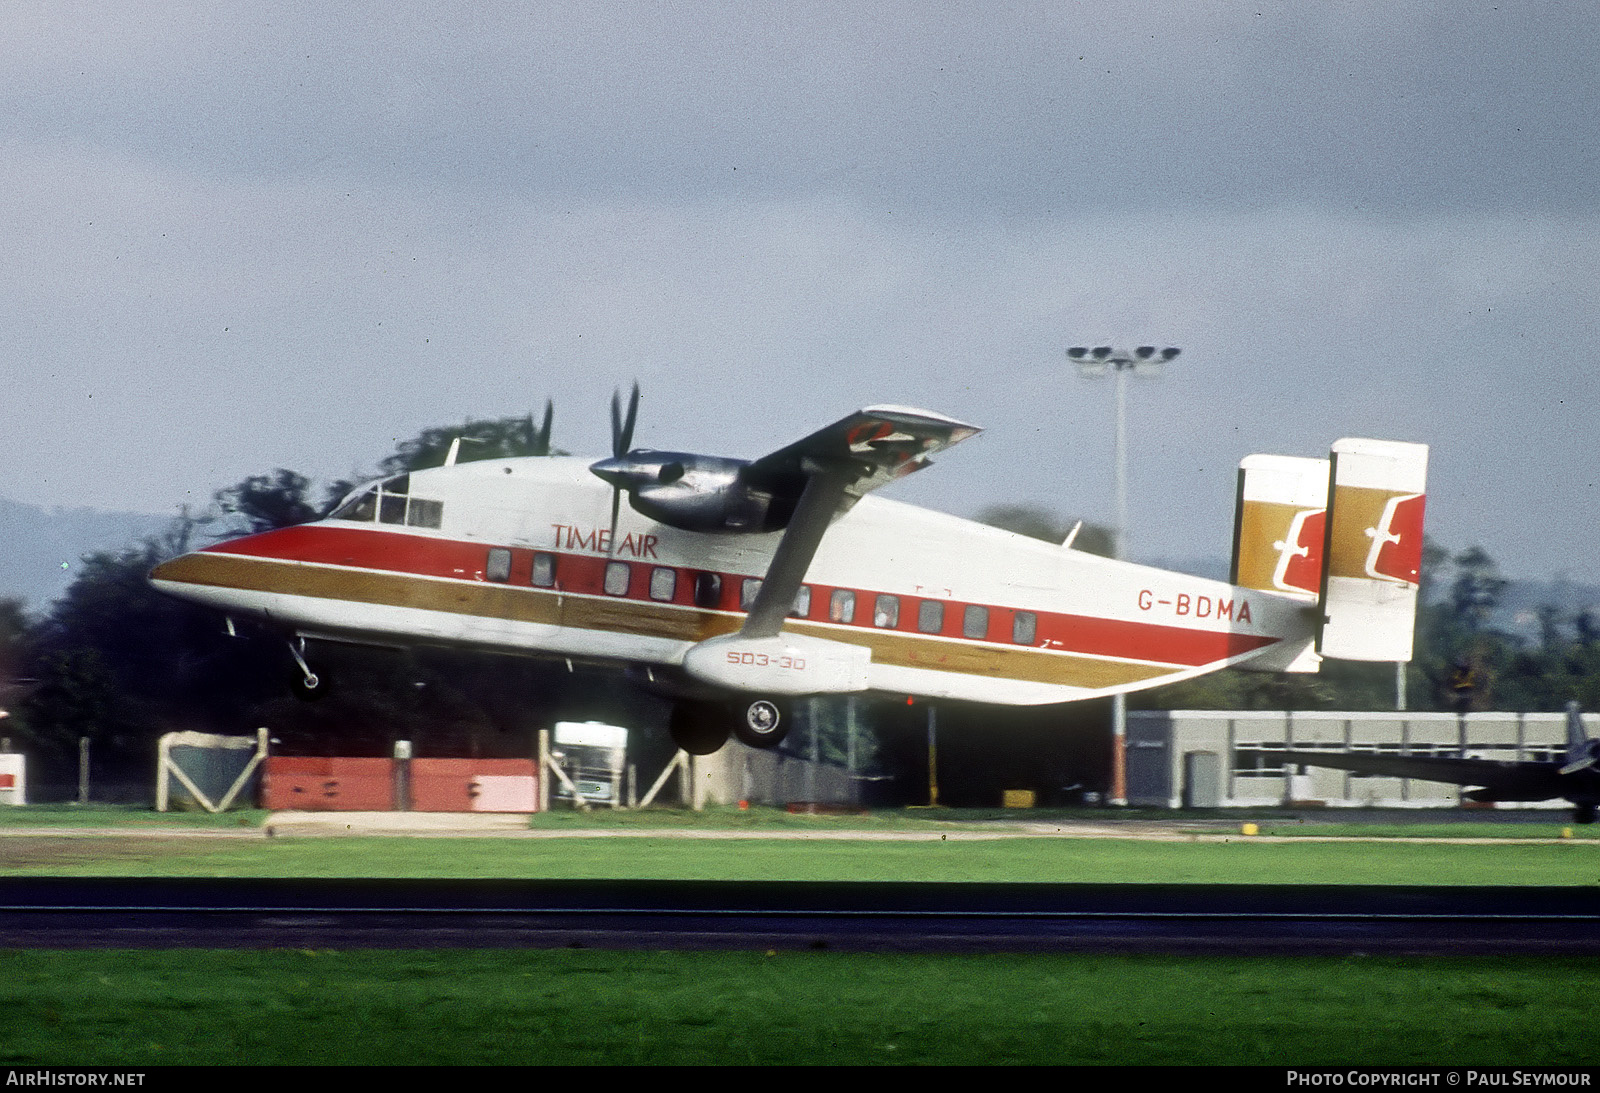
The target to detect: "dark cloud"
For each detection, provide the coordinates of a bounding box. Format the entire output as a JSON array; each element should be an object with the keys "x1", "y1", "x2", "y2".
[
  {"x1": 3, "y1": 3, "x2": 1599, "y2": 581},
  {"x1": 4, "y1": 4, "x2": 1596, "y2": 215}
]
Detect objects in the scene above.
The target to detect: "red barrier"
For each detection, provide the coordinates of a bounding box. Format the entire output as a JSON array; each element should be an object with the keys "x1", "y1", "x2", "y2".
[
  {"x1": 262, "y1": 757, "x2": 394, "y2": 811},
  {"x1": 262, "y1": 756, "x2": 537, "y2": 812},
  {"x1": 412, "y1": 758, "x2": 537, "y2": 812}
]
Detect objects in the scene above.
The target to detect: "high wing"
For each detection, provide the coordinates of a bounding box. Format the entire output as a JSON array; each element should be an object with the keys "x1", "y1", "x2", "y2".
[
  {"x1": 1278, "y1": 749, "x2": 1568, "y2": 803},
  {"x1": 741, "y1": 405, "x2": 982, "y2": 502},
  {"x1": 739, "y1": 406, "x2": 981, "y2": 638}
]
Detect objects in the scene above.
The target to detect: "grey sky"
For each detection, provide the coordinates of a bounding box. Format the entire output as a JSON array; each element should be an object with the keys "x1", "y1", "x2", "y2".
[{"x1": 3, "y1": 2, "x2": 1598, "y2": 580}]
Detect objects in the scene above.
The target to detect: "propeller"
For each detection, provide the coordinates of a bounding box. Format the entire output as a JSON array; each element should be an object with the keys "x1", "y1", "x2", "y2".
[
  {"x1": 1560, "y1": 740, "x2": 1600, "y2": 776},
  {"x1": 526, "y1": 399, "x2": 554, "y2": 457},
  {"x1": 604, "y1": 383, "x2": 641, "y2": 552},
  {"x1": 1560, "y1": 703, "x2": 1599, "y2": 776}
]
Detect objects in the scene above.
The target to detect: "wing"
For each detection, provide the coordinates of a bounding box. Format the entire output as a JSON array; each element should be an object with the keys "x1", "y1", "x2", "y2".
[
  {"x1": 738, "y1": 406, "x2": 981, "y2": 639},
  {"x1": 742, "y1": 405, "x2": 982, "y2": 502},
  {"x1": 1279, "y1": 750, "x2": 1568, "y2": 802}
]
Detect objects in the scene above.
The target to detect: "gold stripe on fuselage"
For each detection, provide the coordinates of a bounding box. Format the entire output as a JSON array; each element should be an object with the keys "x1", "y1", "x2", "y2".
[{"x1": 153, "y1": 551, "x2": 1185, "y2": 690}]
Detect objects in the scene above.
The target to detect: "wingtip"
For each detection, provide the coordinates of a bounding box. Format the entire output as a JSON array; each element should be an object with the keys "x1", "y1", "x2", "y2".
[{"x1": 858, "y1": 405, "x2": 983, "y2": 434}]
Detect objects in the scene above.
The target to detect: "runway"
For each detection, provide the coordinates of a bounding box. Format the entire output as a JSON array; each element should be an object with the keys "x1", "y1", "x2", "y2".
[{"x1": 3, "y1": 877, "x2": 1598, "y2": 954}]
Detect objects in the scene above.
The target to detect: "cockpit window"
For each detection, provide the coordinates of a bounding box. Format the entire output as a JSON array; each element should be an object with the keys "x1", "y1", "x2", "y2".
[
  {"x1": 331, "y1": 474, "x2": 442, "y2": 528},
  {"x1": 331, "y1": 487, "x2": 378, "y2": 522},
  {"x1": 378, "y1": 475, "x2": 409, "y2": 525},
  {"x1": 406, "y1": 498, "x2": 443, "y2": 529}
]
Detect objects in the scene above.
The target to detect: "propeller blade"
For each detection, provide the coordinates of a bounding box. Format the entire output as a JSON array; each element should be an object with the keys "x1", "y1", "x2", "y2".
[
  {"x1": 607, "y1": 479, "x2": 622, "y2": 556},
  {"x1": 610, "y1": 390, "x2": 623, "y2": 457},
  {"x1": 606, "y1": 383, "x2": 640, "y2": 552},
  {"x1": 618, "y1": 382, "x2": 639, "y2": 456},
  {"x1": 531, "y1": 399, "x2": 553, "y2": 456},
  {"x1": 1560, "y1": 757, "x2": 1596, "y2": 776}
]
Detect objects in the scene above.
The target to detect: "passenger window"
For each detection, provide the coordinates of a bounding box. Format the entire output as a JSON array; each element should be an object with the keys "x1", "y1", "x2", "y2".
[
  {"x1": 741, "y1": 578, "x2": 763, "y2": 610},
  {"x1": 650, "y1": 567, "x2": 676, "y2": 602},
  {"x1": 829, "y1": 589, "x2": 855, "y2": 624},
  {"x1": 963, "y1": 605, "x2": 989, "y2": 640},
  {"x1": 604, "y1": 561, "x2": 631, "y2": 597},
  {"x1": 531, "y1": 552, "x2": 557, "y2": 588},
  {"x1": 1013, "y1": 611, "x2": 1037, "y2": 645},
  {"x1": 791, "y1": 585, "x2": 811, "y2": 618},
  {"x1": 486, "y1": 548, "x2": 512, "y2": 583},
  {"x1": 917, "y1": 600, "x2": 944, "y2": 634},
  {"x1": 874, "y1": 594, "x2": 900, "y2": 629},
  {"x1": 407, "y1": 499, "x2": 443, "y2": 529},
  {"x1": 693, "y1": 572, "x2": 721, "y2": 609}
]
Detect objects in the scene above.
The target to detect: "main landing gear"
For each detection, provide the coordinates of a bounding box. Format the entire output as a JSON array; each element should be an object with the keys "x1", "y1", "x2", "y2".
[
  {"x1": 733, "y1": 698, "x2": 790, "y2": 749},
  {"x1": 668, "y1": 697, "x2": 793, "y2": 754}
]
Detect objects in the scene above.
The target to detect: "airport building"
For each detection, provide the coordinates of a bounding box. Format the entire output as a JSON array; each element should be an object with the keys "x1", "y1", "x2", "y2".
[{"x1": 1126, "y1": 709, "x2": 1592, "y2": 810}]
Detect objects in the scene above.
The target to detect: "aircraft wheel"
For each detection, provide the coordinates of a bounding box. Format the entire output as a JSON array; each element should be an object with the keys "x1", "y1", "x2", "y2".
[
  {"x1": 289, "y1": 666, "x2": 330, "y2": 702},
  {"x1": 732, "y1": 697, "x2": 791, "y2": 749},
  {"x1": 1575, "y1": 803, "x2": 1597, "y2": 825},
  {"x1": 669, "y1": 702, "x2": 731, "y2": 755}
]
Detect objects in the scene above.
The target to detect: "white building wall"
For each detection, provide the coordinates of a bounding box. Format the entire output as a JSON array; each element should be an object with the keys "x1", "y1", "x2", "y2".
[{"x1": 1128, "y1": 710, "x2": 1585, "y2": 811}]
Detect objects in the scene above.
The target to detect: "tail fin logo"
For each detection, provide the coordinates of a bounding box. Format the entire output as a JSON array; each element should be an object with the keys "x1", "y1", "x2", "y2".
[
  {"x1": 1364, "y1": 492, "x2": 1426, "y2": 585},
  {"x1": 1272, "y1": 508, "x2": 1326, "y2": 596}
]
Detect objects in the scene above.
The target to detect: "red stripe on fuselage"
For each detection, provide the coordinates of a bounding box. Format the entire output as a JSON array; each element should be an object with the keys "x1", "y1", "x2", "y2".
[{"x1": 204, "y1": 523, "x2": 1278, "y2": 668}]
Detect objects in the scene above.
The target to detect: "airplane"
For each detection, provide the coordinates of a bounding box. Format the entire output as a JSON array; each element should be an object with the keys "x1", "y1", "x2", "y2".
[
  {"x1": 1278, "y1": 702, "x2": 1600, "y2": 824},
  {"x1": 149, "y1": 389, "x2": 1430, "y2": 756}
]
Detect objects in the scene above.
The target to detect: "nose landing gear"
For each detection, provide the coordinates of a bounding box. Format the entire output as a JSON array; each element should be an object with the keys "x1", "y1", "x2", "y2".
[{"x1": 287, "y1": 638, "x2": 329, "y2": 702}]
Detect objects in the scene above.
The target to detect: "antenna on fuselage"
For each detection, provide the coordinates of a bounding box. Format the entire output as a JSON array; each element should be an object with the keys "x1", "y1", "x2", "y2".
[{"x1": 444, "y1": 436, "x2": 487, "y2": 467}]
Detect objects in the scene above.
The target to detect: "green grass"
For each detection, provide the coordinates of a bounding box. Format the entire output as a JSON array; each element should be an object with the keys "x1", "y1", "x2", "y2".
[
  {"x1": 0, "y1": 949, "x2": 1594, "y2": 1066},
  {"x1": 6, "y1": 801, "x2": 1598, "y2": 837},
  {"x1": 1258, "y1": 821, "x2": 1599, "y2": 840},
  {"x1": 4, "y1": 831, "x2": 1600, "y2": 884},
  {"x1": 0, "y1": 803, "x2": 272, "y2": 828}
]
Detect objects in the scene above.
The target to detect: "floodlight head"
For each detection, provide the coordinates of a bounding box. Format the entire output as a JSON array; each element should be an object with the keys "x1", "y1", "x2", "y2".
[
  {"x1": 1066, "y1": 346, "x2": 1088, "y2": 359},
  {"x1": 1161, "y1": 347, "x2": 1181, "y2": 361},
  {"x1": 1092, "y1": 346, "x2": 1112, "y2": 360},
  {"x1": 1135, "y1": 346, "x2": 1156, "y2": 359}
]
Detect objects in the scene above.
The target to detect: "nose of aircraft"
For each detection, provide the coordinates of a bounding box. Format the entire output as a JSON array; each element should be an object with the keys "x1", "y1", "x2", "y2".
[{"x1": 147, "y1": 551, "x2": 208, "y2": 597}]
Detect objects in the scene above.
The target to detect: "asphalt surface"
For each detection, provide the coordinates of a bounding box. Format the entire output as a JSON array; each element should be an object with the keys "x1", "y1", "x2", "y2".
[{"x1": 2, "y1": 875, "x2": 1597, "y2": 954}]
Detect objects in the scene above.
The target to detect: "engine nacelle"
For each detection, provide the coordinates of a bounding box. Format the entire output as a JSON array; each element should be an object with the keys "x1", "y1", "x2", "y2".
[
  {"x1": 590, "y1": 451, "x2": 800, "y2": 533},
  {"x1": 681, "y1": 632, "x2": 871, "y2": 696}
]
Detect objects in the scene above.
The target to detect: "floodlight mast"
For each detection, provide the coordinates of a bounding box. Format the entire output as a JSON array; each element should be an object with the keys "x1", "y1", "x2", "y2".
[
  {"x1": 1065, "y1": 346, "x2": 1180, "y2": 561},
  {"x1": 1067, "y1": 344, "x2": 1181, "y2": 806}
]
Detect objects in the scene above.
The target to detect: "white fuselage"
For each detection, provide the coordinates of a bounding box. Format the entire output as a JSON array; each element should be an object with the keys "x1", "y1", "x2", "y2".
[{"x1": 150, "y1": 457, "x2": 1317, "y2": 705}]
